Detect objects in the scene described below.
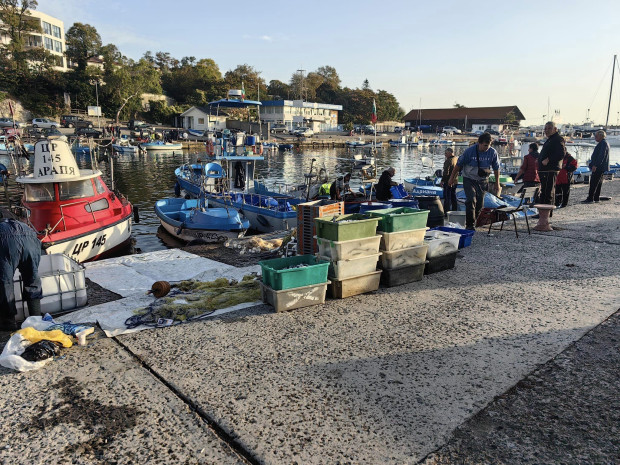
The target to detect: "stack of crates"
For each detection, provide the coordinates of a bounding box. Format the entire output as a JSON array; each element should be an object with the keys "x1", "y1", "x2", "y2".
[
  {"x1": 258, "y1": 255, "x2": 330, "y2": 312},
  {"x1": 423, "y1": 229, "x2": 462, "y2": 274},
  {"x1": 297, "y1": 199, "x2": 344, "y2": 255},
  {"x1": 314, "y1": 214, "x2": 382, "y2": 299},
  {"x1": 368, "y1": 207, "x2": 430, "y2": 287}
]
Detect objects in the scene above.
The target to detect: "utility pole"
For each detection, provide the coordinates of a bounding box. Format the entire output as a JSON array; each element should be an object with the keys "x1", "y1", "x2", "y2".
[{"x1": 297, "y1": 68, "x2": 305, "y2": 101}]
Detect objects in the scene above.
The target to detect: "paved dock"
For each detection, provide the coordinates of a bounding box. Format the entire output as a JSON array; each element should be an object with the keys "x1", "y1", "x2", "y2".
[{"x1": 0, "y1": 180, "x2": 618, "y2": 464}]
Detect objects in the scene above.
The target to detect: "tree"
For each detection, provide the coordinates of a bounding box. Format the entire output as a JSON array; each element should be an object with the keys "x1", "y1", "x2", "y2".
[
  {"x1": 316, "y1": 65, "x2": 340, "y2": 88},
  {"x1": 65, "y1": 23, "x2": 102, "y2": 71},
  {"x1": 454, "y1": 102, "x2": 465, "y2": 108},
  {"x1": 267, "y1": 80, "x2": 290, "y2": 100},
  {"x1": 0, "y1": 0, "x2": 43, "y2": 71},
  {"x1": 162, "y1": 58, "x2": 223, "y2": 104},
  {"x1": 376, "y1": 90, "x2": 405, "y2": 121},
  {"x1": 155, "y1": 51, "x2": 173, "y2": 71},
  {"x1": 362, "y1": 79, "x2": 370, "y2": 90},
  {"x1": 224, "y1": 64, "x2": 266, "y2": 101}
]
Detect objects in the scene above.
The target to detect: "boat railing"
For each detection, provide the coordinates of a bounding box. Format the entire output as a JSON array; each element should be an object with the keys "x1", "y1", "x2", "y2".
[{"x1": 57, "y1": 199, "x2": 98, "y2": 231}]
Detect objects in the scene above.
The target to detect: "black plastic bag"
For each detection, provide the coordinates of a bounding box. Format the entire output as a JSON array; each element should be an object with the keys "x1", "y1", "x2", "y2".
[{"x1": 21, "y1": 340, "x2": 62, "y2": 362}]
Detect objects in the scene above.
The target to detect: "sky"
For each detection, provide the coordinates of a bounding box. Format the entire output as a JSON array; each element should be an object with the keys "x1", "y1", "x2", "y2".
[{"x1": 35, "y1": 0, "x2": 620, "y2": 126}]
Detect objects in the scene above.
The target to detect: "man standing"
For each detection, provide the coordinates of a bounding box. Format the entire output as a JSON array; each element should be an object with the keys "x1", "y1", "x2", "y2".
[
  {"x1": 583, "y1": 130, "x2": 610, "y2": 203},
  {"x1": 538, "y1": 121, "x2": 565, "y2": 205},
  {"x1": 330, "y1": 173, "x2": 352, "y2": 201},
  {"x1": 448, "y1": 132, "x2": 500, "y2": 230},
  {"x1": 440, "y1": 148, "x2": 458, "y2": 214},
  {"x1": 0, "y1": 219, "x2": 42, "y2": 331},
  {"x1": 376, "y1": 167, "x2": 397, "y2": 201}
]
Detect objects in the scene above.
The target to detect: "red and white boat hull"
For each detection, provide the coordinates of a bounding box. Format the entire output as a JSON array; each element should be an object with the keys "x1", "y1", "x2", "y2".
[{"x1": 43, "y1": 215, "x2": 132, "y2": 262}]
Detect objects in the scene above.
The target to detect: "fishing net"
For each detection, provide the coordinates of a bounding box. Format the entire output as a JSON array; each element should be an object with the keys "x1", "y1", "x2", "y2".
[{"x1": 125, "y1": 275, "x2": 261, "y2": 328}]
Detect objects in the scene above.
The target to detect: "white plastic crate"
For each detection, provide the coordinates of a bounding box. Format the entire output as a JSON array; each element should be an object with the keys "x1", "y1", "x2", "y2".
[
  {"x1": 321, "y1": 253, "x2": 382, "y2": 280},
  {"x1": 447, "y1": 211, "x2": 466, "y2": 227},
  {"x1": 316, "y1": 235, "x2": 381, "y2": 261},
  {"x1": 424, "y1": 230, "x2": 461, "y2": 258},
  {"x1": 379, "y1": 227, "x2": 428, "y2": 251},
  {"x1": 13, "y1": 253, "x2": 87, "y2": 320},
  {"x1": 379, "y1": 244, "x2": 428, "y2": 269}
]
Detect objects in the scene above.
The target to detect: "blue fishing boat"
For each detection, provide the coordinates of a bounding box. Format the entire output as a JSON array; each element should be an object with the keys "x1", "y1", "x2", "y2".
[{"x1": 155, "y1": 197, "x2": 249, "y2": 242}]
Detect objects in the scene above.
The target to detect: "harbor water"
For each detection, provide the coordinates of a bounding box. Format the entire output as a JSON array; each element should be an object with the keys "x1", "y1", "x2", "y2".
[{"x1": 1, "y1": 143, "x2": 618, "y2": 255}]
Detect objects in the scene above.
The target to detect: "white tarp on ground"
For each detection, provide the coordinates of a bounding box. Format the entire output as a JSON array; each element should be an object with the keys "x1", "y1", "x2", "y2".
[
  {"x1": 58, "y1": 249, "x2": 264, "y2": 336},
  {"x1": 84, "y1": 249, "x2": 261, "y2": 297}
]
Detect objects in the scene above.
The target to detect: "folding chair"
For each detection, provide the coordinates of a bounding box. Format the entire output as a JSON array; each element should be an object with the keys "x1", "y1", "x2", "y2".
[{"x1": 488, "y1": 186, "x2": 539, "y2": 238}]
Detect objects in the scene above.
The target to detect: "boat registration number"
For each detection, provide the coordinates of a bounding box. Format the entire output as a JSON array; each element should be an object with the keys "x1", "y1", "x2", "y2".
[{"x1": 71, "y1": 234, "x2": 107, "y2": 256}]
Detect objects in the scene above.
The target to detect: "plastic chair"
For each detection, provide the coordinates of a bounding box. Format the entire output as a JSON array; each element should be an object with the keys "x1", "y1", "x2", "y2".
[{"x1": 487, "y1": 186, "x2": 539, "y2": 238}]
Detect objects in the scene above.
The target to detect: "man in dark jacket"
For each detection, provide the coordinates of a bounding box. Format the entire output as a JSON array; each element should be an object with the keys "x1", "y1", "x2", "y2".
[
  {"x1": 583, "y1": 130, "x2": 610, "y2": 203},
  {"x1": 538, "y1": 121, "x2": 565, "y2": 205},
  {"x1": 376, "y1": 167, "x2": 397, "y2": 201}
]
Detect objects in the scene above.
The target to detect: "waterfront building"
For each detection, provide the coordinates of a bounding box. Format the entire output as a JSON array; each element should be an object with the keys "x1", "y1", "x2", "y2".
[
  {"x1": 403, "y1": 106, "x2": 525, "y2": 133},
  {"x1": 178, "y1": 107, "x2": 227, "y2": 131},
  {"x1": 0, "y1": 9, "x2": 68, "y2": 72},
  {"x1": 259, "y1": 100, "x2": 342, "y2": 133}
]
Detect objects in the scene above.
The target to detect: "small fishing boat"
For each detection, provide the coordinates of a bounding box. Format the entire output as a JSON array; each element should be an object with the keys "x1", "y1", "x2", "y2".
[
  {"x1": 278, "y1": 143, "x2": 294, "y2": 151},
  {"x1": 15, "y1": 137, "x2": 133, "y2": 262},
  {"x1": 429, "y1": 139, "x2": 454, "y2": 146},
  {"x1": 187, "y1": 129, "x2": 205, "y2": 137},
  {"x1": 154, "y1": 197, "x2": 249, "y2": 242},
  {"x1": 112, "y1": 138, "x2": 139, "y2": 154},
  {"x1": 142, "y1": 141, "x2": 183, "y2": 151}
]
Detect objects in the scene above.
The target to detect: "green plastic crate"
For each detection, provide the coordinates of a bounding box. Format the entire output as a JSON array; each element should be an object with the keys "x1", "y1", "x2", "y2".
[
  {"x1": 368, "y1": 207, "x2": 430, "y2": 232},
  {"x1": 259, "y1": 255, "x2": 329, "y2": 291},
  {"x1": 314, "y1": 214, "x2": 379, "y2": 241}
]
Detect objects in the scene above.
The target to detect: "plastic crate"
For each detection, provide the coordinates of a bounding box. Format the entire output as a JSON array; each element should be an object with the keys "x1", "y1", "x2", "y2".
[
  {"x1": 261, "y1": 281, "x2": 328, "y2": 312},
  {"x1": 316, "y1": 235, "x2": 381, "y2": 261},
  {"x1": 379, "y1": 228, "x2": 428, "y2": 251},
  {"x1": 380, "y1": 261, "x2": 427, "y2": 287},
  {"x1": 368, "y1": 207, "x2": 429, "y2": 232},
  {"x1": 424, "y1": 230, "x2": 461, "y2": 258},
  {"x1": 430, "y1": 226, "x2": 474, "y2": 249},
  {"x1": 447, "y1": 211, "x2": 466, "y2": 227},
  {"x1": 322, "y1": 253, "x2": 381, "y2": 280},
  {"x1": 259, "y1": 255, "x2": 329, "y2": 291},
  {"x1": 314, "y1": 214, "x2": 379, "y2": 241},
  {"x1": 379, "y1": 245, "x2": 428, "y2": 269},
  {"x1": 329, "y1": 270, "x2": 382, "y2": 299},
  {"x1": 297, "y1": 200, "x2": 344, "y2": 255},
  {"x1": 424, "y1": 251, "x2": 457, "y2": 275}
]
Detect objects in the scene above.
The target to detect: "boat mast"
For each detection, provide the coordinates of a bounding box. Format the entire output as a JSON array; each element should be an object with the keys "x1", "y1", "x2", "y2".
[{"x1": 605, "y1": 54, "x2": 617, "y2": 128}]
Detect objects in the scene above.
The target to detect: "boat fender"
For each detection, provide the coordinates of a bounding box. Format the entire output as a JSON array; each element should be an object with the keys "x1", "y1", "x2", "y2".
[
  {"x1": 176, "y1": 222, "x2": 186, "y2": 236},
  {"x1": 133, "y1": 206, "x2": 140, "y2": 223},
  {"x1": 150, "y1": 281, "x2": 171, "y2": 298},
  {"x1": 256, "y1": 214, "x2": 270, "y2": 227},
  {"x1": 206, "y1": 139, "x2": 214, "y2": 156}
]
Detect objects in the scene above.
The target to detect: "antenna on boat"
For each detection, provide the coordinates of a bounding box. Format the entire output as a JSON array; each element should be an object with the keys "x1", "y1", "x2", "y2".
[{"x1": 605, "y1": 54, "x2": 617, "y2": 129}]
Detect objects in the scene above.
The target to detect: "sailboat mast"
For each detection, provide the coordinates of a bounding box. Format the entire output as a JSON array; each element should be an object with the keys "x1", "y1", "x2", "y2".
[{"x1": 605, "y1": 54, "x2": 617, "y2": 128}]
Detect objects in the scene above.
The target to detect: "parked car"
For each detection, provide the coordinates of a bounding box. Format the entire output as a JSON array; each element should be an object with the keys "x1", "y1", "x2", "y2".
[
  {"x1": 127, "y1": 119, "x2": 150, "y2": 130},
  {"x1": 292, "y1": 127, "x2": 314, "y2": 137},
  {"x1": 270, "y1": 124, "x2": 287, "y2": 134},
  {"x1": 394, "y1": 127, "x2": 403, "y2": 133},
  {"x1": 75, "y1": 127, "x2": 102, "y2": 138},
  {"x1": 442, "y1": 126, "x2": 462, "y2": 134},
  {"x1": 471, "y1": 130, "x2": 484, "y2": 136},
  {"x1": 485, "y1": 129, "x2": 500, "y2": 135},
  {"x1": 0, "y1": 117, "x2": 22, "y2": 128},
  {"x1": 131, "y1": 126, "x2": 154, "y2": 137},
  {"x1": 32, "y1": 118, "x2": 59, "y2": 129},
  {"x1": 61, "y1": 115, "x2": 94, "y2": 129},
  {"x1": 363, "y1": 125, "x2": 376, "y2": 135}
]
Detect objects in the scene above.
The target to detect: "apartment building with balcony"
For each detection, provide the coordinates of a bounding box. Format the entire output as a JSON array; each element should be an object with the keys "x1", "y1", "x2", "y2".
[
  {"x1": 259, "y1": 100, "x2": 342, "y2": 132},
  {"x1": 0, "y1": 9, "x2": 68, "y2": 71}
]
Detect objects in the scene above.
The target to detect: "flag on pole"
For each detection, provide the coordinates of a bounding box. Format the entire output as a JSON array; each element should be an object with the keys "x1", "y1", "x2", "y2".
[
  {"x1": 371, "y1": 98, "x2": 377, "y2": 124},
  {"x1": 241, "y1": 82, "x2": 246, "y2": 101}
]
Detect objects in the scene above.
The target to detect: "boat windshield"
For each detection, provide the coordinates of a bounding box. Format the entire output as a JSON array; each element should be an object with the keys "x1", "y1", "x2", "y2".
[
  {"x1": 94, "y1": 177, "x2": 106, "y2": 194},
  {"x1": 24, "y1": 183, "x2": 55, "y2": 202},
  {"x1": 58, "y1": 179, "x2": 95, "y2": 201}
]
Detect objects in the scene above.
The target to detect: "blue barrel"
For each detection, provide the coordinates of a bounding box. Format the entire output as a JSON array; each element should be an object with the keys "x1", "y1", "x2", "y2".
[
  {"x1": 246, "y1": 135, "x2": 256, "y2": 146},
  {"x1": 390, "y1": 199, "x2": 419, "y2": 209},
  {"x1": 359, "y1": 201, "x2": 392, "y2": 213}
]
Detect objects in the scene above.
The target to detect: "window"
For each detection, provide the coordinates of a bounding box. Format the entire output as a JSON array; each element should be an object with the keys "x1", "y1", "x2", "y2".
[
  {"x1": 44, "y1": 37, "x2": 53, "y2": 50},
  {"x1": 54, "y1": 40, "x2": 62, "y2": 53},
  {"x1": 25, "y1": 183, "x2": 55, "y2": 202},
  {"x1": 58, "y1": 179, "x2": 95, "y2": 201},
  {"x1": 198, "y1": 118, "x2": 204, "y2": 124},
  {"x1": 84, "y1": 198, "x2": 109, "y2": 212},
  {"x1": 42, "y1": 21, "x2": 52, "y2": 35},
  {"x1": 94, "y1": 177, "x2": 106, "y2": 194},
  {"x1": 52, "y1": 25, "x2": 61, "y2": 39}
]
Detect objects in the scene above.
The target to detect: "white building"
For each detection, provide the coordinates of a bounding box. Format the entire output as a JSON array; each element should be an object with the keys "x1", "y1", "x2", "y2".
[
  {"x1": 178, "y1": 107, "x2": 227, "y2": 131},
  {"x1": 0, "y1": 9, "x2": 68, "y2": 71},
  {"x1": 260, "y1": 100, "x2": 342, "y2": 132}
]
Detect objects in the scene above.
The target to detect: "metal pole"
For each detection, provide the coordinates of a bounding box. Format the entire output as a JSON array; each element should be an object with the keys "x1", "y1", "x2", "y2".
[
  {"x1": 110, "y1": 153, "x2": 115, "y2": 191},
  {"x1": 95, "y1": 80, "x2": 100, "y2": 129},
  {"x1": 605, "y1": 54, "x2": 617, "y2": 129}
]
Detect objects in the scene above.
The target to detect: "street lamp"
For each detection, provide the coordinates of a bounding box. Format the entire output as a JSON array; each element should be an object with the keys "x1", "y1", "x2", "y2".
[{"x1": 90, "y1": 78, "x2": 102, "y2": 129}]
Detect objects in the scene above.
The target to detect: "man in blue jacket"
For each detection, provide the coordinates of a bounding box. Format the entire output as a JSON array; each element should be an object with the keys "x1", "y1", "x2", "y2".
[
  {"x1": 448, "y1": 132, "x2": 500, "y2": 230},
  {"x1": 583, "y1": 130, "x2": 610, "y2": 203},
  {"x1": 538, "y1": 121, "x2": 565, "y2": 205}
]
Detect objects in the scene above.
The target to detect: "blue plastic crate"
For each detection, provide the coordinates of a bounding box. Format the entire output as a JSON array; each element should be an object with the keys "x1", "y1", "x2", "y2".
[{"x1": 430, "y1": 226, "x2": 474, "y2": 249}]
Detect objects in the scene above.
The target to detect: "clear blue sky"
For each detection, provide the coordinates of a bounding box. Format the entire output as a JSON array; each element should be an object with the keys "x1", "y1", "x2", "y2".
[{"x1": 37, "y1": 0, "x2": 620, "y2": 126}]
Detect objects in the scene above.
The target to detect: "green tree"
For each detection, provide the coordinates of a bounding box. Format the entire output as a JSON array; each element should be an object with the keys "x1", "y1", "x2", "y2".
[
  {"x1": 0, "y1": 0, "x2": 42, "y2": 72},
  {"x1": 316, "y1": 65, "x2": 340, "y2": 88},
  {"x1": 454, "y1": 102, "x2": 465, "y2": 108},
  {"x1": 376, "y1": 90, "x2": 405, "y2": 121},
  {"x1": 266, "y1": 80, "x2": 290, "y2": 100},
  {"x1": 162, "y1": 58, "x2": 223, "y2": 104},
  {"x1": 224, "y1": 64, "x2": 266, "y2": 101},
  {"x1": 65, "y1": 23, "x2": 102, "y2": 71}
]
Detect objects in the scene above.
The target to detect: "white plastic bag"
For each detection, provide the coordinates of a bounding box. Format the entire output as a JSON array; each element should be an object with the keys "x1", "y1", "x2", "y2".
[{"x1": 0, "y1": 333, "x2": 50, "y2": 372}]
